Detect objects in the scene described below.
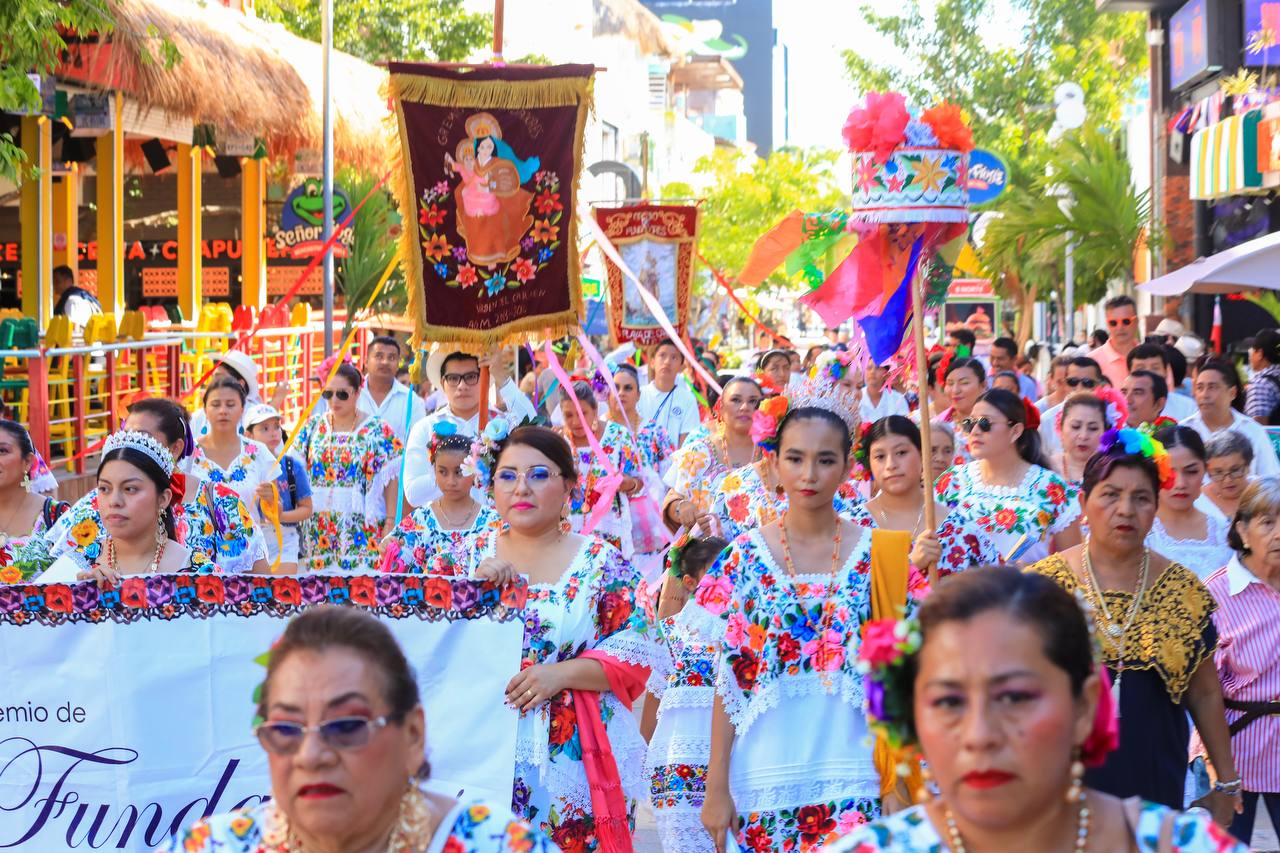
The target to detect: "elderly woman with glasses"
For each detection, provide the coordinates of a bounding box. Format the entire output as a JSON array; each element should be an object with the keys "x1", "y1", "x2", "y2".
[
  {"x1": 297, "y1": 362, "x2": 403, "y2": 572},
  {"x1": 443, "y1": 423, "x2": 656, "y2": 851},
  {"x1": 159, "y1": 606, "x2": 555, "y2": 853},
  {"x1": 1200, "y1": 431, "x2": 1255, "y2": 524}
]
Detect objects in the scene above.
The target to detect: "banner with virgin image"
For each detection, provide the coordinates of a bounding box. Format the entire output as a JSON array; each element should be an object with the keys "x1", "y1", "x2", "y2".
[
  {"x1": 0, "y1": 574, "x2": 525, "y2": 851},
  {"x1": 388, "y1": 63, "x2": 595, "y2": 349},
  {"x1": 595, "y1": 204, "x2": 699, "y2": 345}
]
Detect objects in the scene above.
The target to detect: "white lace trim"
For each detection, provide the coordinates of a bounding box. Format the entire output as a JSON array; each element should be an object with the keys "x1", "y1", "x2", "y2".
[
  {"x1": 595, "y1": 628, "x2": 661, "y2": 671},
  {"x1": 652, "y1": 811, "x2": 717, "y2": 853},
  {"x1": 677, "y1": 601, "x2": 726, "y2": 642},
  {"x1": 366, "y1": 460, "x2": 399, "y2": 521},
  {"x1": 655, "y1": 685, "x2": 716, "y2": 714},
  {"x1": 718, "y1": 670, "x2": 866, "y2": 739},
  {"x1": 646, "y1": 734, "x2": 711, "y2": 771},
  {"x1": 730, "y1": 763, "x2": 880, "y2": 813}
]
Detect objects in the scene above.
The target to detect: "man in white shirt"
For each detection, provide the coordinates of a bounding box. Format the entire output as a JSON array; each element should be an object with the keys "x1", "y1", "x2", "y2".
[
  {"x1": 638, "y1": 338, "x2": 702, "y2": 446},
  {"x1": 990, "y1": 337, "x2": 1038, "y2": 400},
  {"x1": 402, "y1": 348, "x2": 536, "y2": 506},
  {"x1": 1180, "y1": 360, "x2": 1280, "y2": 476},
  {"x1": 1040, "y1": 357, "x2": 1107, "y2": 457},
  {"x1": 1127, "y1": 342, "x2": 1196, "y2": 421},
  {"x1": 858, "y1": 361, "x2": 908, "y2": 422},
  {"x1": 358, "y1": 336, "x2": 426, "y2": 444}
]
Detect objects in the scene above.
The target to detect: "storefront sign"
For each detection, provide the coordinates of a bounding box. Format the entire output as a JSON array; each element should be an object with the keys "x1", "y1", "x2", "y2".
[
  {"x1": 966, "y1": 149, "x2": 1009, "y2": 205},
  {"x1": 1190, "y1": 110, "x2": 1264, "y2": 199},
  {"x1": 1170, "y1": 0, "x2": 1216, "y2": 90},
  {"x1": 1244, "y1": 0, "x2": 1280, "y2": 68},
  {"x1": 0, "y1": 239, "x2": 311, "y2": 265},
  {"x1": 948, "y1": 278, "x2": 996, "y2": 299},
  {"x1": 272, "y1": 179, "x2": 354, "y2": 259}
]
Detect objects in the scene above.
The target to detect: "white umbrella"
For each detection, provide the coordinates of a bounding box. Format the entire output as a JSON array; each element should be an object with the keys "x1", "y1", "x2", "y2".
[{"x1": 1138, "y1": 230, "x2": 1280, "y2": 295}]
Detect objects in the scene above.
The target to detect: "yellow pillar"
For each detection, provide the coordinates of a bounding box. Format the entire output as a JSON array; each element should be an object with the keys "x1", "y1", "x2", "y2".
[
  {"x1": 95, "y1": 92, "x2": 125, "y2": 316},
  {"x1": 19, "y1": 116, "x2": 53, "y2": 327},
  {"x1": 240, "y1": 157, "x2": 267, "y2": 309},
  {"x1": 176, "y1": 143, "x2": 202, "y2": 322},
  {"x1": 52, "y1": 166, "x2": 79, "y2": 274}
]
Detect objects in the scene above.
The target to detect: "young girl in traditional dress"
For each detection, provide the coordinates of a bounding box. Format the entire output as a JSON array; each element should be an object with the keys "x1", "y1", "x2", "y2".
[
  {"x1": 379, "y1": 421, "x2": 499, "y2": 572},
  {"x1": 190, "y1": 379, "x2": 280, "y2": 527},
  {"x1": 296, "y1": 362, "x2": 402, "y2": 572},
  {"x1": 641, "y1": 535, "x2": 727, "y2": 853},
  {"x1": 560, "y1": 380, "x2": 643, "y2": 556},
  {"x1": 699, "y1": 382, "x2": 927, "y2": 852}
]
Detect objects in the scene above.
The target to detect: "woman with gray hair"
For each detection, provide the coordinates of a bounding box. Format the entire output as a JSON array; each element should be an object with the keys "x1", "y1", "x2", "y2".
[
  {"x1": 1197, "y1": 477, "x2": 1280, "y2": 842},
  {"x1": 1200, "y1": 431, "x2": 1255, "y2": 523}
]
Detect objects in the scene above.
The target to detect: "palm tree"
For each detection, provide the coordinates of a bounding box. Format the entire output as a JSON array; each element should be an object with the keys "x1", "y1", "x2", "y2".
[{"x1": 337, "y1": 168, "x2": 403, "y2": 334}]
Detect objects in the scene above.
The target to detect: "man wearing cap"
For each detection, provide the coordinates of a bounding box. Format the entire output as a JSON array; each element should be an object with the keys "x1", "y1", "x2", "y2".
[
  {"x1": 1245, "y1": 329, "x2": 1280, "y2": 424},
  {"x1": 1088, "y1": 294, "x2": 1140, "y2": 388},
  {"x1": 358, "y1": 336, "x2": 425, "y2": 444},
  {"x1": 402, "y1": 347, "x2": 536, "y2": 507}
]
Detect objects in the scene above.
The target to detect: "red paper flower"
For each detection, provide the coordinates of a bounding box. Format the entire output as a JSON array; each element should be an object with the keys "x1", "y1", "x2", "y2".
[
  {"x1": 842, "y1": 91, "x2": 911, "y2": 164},
  {"x1": 920, "y1": 103, "x2": 974, "y2": 153}
]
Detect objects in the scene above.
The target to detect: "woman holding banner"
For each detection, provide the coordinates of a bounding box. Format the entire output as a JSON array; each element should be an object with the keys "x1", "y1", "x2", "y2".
[
  {"x1": 662, "y1": 377, "x2": 764, "y2": 536},
  {"x1": 456, "y1": 422, "x2": 655, "y2": 851},
  {"x1": 39, "y1": 430, "x2": 213, "y2": 582},
  {"x1": 297, "y1": 363, "x2": 402, "y2": 573},
  {"x1": 41, "y1": 398, "x2": 268, "y2": 574},
  {"x1": 0, "y1": 422, "x2": 68, "y2": 583},
  {"x1": 160, "y1": 606, "x2": 556, "y2": 853},
  {"x1": 560, "y1": 379, "x2": 643, "y2": 557}
]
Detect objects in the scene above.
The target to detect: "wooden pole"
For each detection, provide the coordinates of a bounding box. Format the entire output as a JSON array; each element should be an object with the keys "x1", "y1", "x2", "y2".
[
  {"x1": 477, "y1": 0, "x2": 503, "y2": 428},
  {"x1": 492, "y1": 0, "x2": 504, "y2": 60},
  {"x1": 910, "y1": 258, "x2": 939, "y2": 584}
]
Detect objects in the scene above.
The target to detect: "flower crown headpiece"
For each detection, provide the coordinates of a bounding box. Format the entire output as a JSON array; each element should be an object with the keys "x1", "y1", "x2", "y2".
[
  {"x1": 1097, "y1": 427, "x2": 1174, "y2": 490},
  {"x1": 751, "y1": 380, "x2": 860, "y2": 453},
  {"x1": 428, "y1": 421, "x2": 472, "y2": 461},
  {"x1": 103, "y1": 430, "x2": 175, "y2": 478},
  {"x1": 1055, "y1": 386, "x2": 1129, "y2": 435},
  {"x1": 810, "y1": 349, "x2": 854, "y2": 384},
  {"x1": 460, "y1": 417, "x2": 512, "y2": 489}
]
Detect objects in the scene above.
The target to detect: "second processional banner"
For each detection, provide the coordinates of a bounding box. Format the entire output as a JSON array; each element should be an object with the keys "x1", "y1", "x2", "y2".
[
  {"x1": 594, "y1": 204, "x2": 699, "y2": 345},
  {"x1": 388, "y1": 62, "x2": 595, "y2": 348}
]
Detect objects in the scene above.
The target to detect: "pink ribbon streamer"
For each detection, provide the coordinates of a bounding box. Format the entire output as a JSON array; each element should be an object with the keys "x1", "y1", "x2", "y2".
[
  {"x1": 581, "y1": 206, "x2": 722, "y2": 395},
  {"x1": 576, "y1": 331, "x2": 633, "y2": 433},
  {"x1": 544, "y1": 341, "x2": 623, "y2": 536}
]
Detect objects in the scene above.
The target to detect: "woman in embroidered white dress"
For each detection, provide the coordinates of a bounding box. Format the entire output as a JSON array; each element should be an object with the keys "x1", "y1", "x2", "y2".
[
  {"x1": 560, "y1": 380, "x2": 644, "y2": 557},
  {"x1": 607, "y1": 363, "x2": 676, "y2": 580},
  {"x1": 848, "y1": 416, "x2": 1000, "y2": 578},
  {"x1": 699, "y1": 389, "x2": 926, "y2": 853},
  {"x1": 640, "y1": 535, "x2": 727, "y2": 853},
  {"x1": 663, "y1": 377, "x2": 764, "y2": 537},
  {"x1": 379, "y1": 422, "x2": 499, "y2": 573},
  {"x1": 190, "y1": 378, "x2": 280, "y2": 527},
  {"x1": 829, "y1": 567, "x2": 1247, "y2": 853},
  {"x1": 452, "y1": 424, "x2": 656, "y2": 852},
  {"x1": 0, "y1": 422, "x2": 69, "y2": 584},
  {"x1": 1147, "y1": 426, "x2": 1234, "y2": 577},
  {"x1": 297, "y1": 363, "x2": 402, "y2": 573},
  {"x1": 936, "y1": 389, "x2": 1082, "y2": 565}
]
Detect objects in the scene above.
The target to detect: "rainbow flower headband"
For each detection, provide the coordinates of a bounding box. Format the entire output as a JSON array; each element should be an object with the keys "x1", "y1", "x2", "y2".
[{"x1": 1097, "y1": 427, "x2": 1174, "y2": 490}]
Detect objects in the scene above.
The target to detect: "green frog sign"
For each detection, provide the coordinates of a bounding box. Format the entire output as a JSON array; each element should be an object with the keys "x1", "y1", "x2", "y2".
[{"x1": 274, "y1": 178, "x2": 354, "y2": 259}]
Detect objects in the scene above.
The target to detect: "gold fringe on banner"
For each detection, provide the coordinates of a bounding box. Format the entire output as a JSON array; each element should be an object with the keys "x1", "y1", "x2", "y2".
[{"x1": 389, "y1": 69, "x2": 594, "y2": 353}]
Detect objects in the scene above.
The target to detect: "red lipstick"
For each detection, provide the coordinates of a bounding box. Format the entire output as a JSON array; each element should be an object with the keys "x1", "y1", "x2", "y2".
[
  {"x1": 297, "y1": 783, "x2": 345, "y2": 799},
  {"x1": 961, "y1": 769, "x2": 1015, "y2": 789}
]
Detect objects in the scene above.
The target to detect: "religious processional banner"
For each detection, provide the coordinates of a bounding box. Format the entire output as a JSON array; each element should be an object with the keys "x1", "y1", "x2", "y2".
[
  {"x1": 0, "y1": 573, "x2": 526, "y2": 852},
  {"x1": 388, "y1": 62, "x2": 595, "y2": 349},
  {"x1": 594, "y1": 204, "x2": 699, "y2": 345}
]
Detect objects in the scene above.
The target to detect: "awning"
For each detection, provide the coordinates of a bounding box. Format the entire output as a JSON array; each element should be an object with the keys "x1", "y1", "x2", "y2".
[
  {"x1": 1137, "y1": 230, "x2": 1280, "y2": 295},
  {"x1": 1190, "y1": 110, "x2": 1264, "y2": 200}
]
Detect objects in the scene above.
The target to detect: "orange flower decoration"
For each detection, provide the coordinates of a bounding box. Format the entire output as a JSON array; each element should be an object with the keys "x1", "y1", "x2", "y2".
[{"x1": 921, "y1": 103, "x2": 974, "y2": 153}]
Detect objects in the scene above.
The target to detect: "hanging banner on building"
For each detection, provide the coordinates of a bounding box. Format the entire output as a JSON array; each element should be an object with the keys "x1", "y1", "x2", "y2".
[
  {"x1": 594, "y1": 204, "x2": 698, "y2": 345},
  {"x1": 388, "y1": 63, "x2": 594, "y2": 349},
  {"x1": 274, "y1": 178, "x2": 355, "y2": 259},
  {"x1": 0, "y1": 574, "x2": 525, "y2": 851}
]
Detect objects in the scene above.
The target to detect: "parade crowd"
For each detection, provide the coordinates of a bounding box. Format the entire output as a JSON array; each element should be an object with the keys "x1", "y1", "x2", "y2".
[{"x1": 2, "y1": 293, "x2": 1279, "y2": 853}]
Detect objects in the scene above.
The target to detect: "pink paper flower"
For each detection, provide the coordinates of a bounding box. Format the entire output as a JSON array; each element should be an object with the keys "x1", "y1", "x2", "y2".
[
  {"x1": 842, "y1": 91, "x2": 911, "y2": 164},
  {"x1": 858, "y1": 618, "x2": 902, "y2": 666}
]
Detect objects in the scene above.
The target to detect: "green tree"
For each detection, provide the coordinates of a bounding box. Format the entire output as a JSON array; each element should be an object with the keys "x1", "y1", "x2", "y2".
[
  {"x1": 844, "y1": 0, "x2": 1148, "y2": 336},
  {"x1": 0, "y1": 0, "x2": 116, "y2": 181},
  {"x1": 255, "y1": 0, "x2": 490, "y2": 64},
  {"x1": 337, "y1": 168, "x2": 404, "y2": 332},
  {"x1": 663, "y1": 147, "x2": 845, "y2": 292}
]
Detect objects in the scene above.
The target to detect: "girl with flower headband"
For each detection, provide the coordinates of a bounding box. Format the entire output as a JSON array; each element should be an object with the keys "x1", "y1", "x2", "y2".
[
  {"x1": 847, "y1": 416, "x2": 1000, "y2": 579},
  {"x1": 1051, "y1": 389, "x2": 1128, "y2": 489},
  {"x1": 830, "y1": 566, "x2": 1247, "y2": 853},
  {"x1": 378, "y1": 421, "x2": 499, "y2": 573},
  {"x1": 39, "y1": 430, "x2": 213, "y2": 583},
  {"x1": 41, "y1": 397, "x2": 269, "y2": 575},
  {"x1": 698, "y1": 380, "x2": 929, "y2": 852},
  {"x1": 1029, "y1": 428, "x2": 1243, "y2": 821},
  {"x1": 1146, "y1": 426, "x2": 1233, "y2": 578},
  {"x1": 937, "y1": 388, "x2": 1082, "y2": 565}
]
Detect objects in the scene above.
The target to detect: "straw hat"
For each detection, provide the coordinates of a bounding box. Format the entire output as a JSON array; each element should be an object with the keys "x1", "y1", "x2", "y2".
[
  {"x1": 215, "y1": 350, "x2": 260, "y2": 400},
  {"x1": 1152, "y1": 317, "x2": 1188, "y2": 338}
]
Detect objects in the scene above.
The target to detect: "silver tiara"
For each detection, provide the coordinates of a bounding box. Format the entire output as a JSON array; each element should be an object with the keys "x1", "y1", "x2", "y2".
[
  {"x1": 790, "y1": 378, "x2": 861, "y2": 436},
  {"x1": 102, "y1": 430, "x2": 175, "y2": 478}
]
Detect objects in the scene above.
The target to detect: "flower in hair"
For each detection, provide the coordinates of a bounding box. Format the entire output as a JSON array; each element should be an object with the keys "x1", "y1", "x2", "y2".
[
  {"x1": 810, "y1": 350, "x2": 854, "y2": 384},
  {"x1": 751, "y1": 395, "x2": 791, "y2": 452},
  {"x1": 483, "y1": 417, "x2": 510, "y2": 443},
  {"x1": 858, "y1": 615, "x2": 923, "y2": 751},
  {"x1": 1021, "y1": 397, "x2": 1042, "y2": 431},
  {"x1": 851, "y1": 421, "x2": 873, "y2": 475},
  {"x1": 1097, "y1": 427, "x2": 1174, "y2": 490}
]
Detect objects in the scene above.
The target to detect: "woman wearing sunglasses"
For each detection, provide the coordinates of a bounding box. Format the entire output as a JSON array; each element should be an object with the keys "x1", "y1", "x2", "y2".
[
  {"x1": 848, "y1": 416, "x2": 999, "y2": 578},
  {"x1": 160, "y1": 606, "x2": 555, "y2": 853},
  {"x1": 456, "y1": 423, "x2": 656, "y2": 851},
  {"x1": 937, "y1": 389, "x2": 1082, "y2": 565},
  {"x1": 296, "y1": 362, "x2": 403, "y2": 572}
]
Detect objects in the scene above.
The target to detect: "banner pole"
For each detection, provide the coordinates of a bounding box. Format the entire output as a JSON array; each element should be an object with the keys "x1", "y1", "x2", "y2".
[
  {"x1": 910, "y1": 260, "x2": 938, "y2": 585},
  {"x1": 475, "y1": 0, "x2": 504, "y2": 430},
  {"x1": 492, "y1": 0, "x2": 505, "y2": 61}
]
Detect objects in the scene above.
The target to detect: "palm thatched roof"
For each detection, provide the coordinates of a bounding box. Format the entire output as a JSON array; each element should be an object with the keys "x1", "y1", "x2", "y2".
[
  {"x1": 99, "y1": 0, "x2": 389, "y2": 171},
  {"x1": 593, "y1": 0, "x2": 680, "y2": 59}
]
